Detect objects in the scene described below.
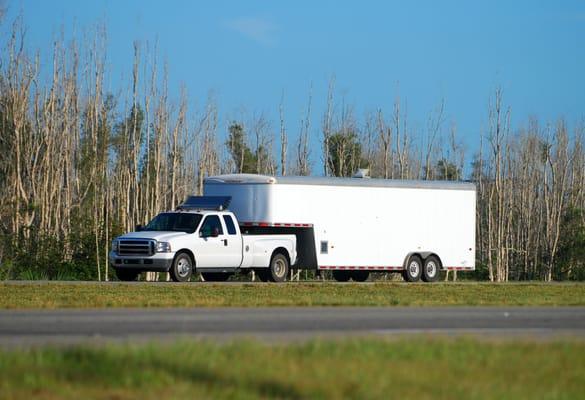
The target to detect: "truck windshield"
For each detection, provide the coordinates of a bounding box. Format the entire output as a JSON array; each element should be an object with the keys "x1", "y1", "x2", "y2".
[{"x1": 142, "y1": 213, "x2": 202, "y2": 234}]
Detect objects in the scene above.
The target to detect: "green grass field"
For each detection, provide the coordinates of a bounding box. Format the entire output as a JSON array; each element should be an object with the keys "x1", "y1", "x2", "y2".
[
  {"x1": 0, "y1": 338, "x2": 583, "y2": 399},
  {"x1": 0, "y1": 282, "x2": 583, "y2": 309}
]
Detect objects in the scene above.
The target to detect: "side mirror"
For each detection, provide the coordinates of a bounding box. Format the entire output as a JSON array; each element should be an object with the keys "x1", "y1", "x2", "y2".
[{"x1": 135, "y1": 224, "x2": 143, "y2": 232}]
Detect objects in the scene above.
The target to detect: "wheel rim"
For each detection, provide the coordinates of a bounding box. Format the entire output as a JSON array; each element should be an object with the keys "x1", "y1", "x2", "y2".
[
  {"x1": 409, "y1": 260, "x2": 420, "y2": 277},
  {"x1": 177, "y1": 257, "x2": 191, "y2": 278},
  {"x1": 273, "y1": 258, "x2": 286, "y2": 278},
  {"x1": 426, "y1": 261, "x2": 437, "y2": 277}
]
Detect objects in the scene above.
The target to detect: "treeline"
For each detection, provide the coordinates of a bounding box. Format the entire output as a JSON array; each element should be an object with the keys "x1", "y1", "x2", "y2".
[{"x1": 0, "y1": 17, "x2": 583, "y2": 281}]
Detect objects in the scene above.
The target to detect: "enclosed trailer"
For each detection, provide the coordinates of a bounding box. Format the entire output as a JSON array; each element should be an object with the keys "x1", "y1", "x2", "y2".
[{"x1": 204, "y1": 174, "x2": 476, "y2": 282}]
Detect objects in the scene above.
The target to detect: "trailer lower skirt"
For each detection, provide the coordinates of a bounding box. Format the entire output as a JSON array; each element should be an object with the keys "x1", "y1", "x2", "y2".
[
  {"x1": 318, "y1": 266, "x2": 475, "y2": 271},
  {"x1": 318, "y1": 266, "x2": 404, "y2": 271}
]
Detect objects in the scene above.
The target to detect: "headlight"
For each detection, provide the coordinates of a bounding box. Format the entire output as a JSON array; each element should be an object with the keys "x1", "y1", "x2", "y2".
[
  {"x1": 156, "y1": 241, "x2": 172, "y2": 253},
  {"x1": 111, "y1": 239, "x2": 119, "y2": 253}
]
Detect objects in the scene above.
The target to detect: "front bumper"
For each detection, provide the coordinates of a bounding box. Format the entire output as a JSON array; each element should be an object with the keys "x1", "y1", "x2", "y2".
[{"x1": 109, "y1": 251, "x2": 174, "y2": 272}]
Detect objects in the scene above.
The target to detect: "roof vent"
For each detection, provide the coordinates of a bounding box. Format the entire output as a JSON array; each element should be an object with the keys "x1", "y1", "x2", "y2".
[{"x1": 352, "y1": 169, "x2": 370, "y2": 179}]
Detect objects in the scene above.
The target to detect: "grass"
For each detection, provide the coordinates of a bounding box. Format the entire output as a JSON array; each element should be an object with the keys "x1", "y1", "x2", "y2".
[
  {"x1": 0, "y1": 338, "x2": 583, "y2": 399},
  {"x1": 0, "y1": 282, "x2": 583, "y2": 309}
]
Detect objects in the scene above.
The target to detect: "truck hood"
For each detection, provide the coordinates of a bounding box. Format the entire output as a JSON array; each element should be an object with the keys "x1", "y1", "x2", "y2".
[{"x1": 116, "y1": 231, "x2": 189, "y2": 242}]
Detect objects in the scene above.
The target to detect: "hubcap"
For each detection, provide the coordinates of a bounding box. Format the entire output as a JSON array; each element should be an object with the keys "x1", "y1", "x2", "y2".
[
  {"x1": 409, "y1": 261, "x2": 420, "y2": 277},
  {"x1": 274, "y1": 259, "x2": 286, "y2": 277},
  {"x1": 177, "y1": 257, "x2": 191, "y2": 277},
  {"x1": 426, "y1": 261, "x2": 437, "y2": 277}
]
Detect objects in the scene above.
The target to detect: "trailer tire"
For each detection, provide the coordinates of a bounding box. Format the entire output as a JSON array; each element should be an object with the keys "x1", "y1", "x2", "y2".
[
  {"x1": 115, "y1": 269, "x2": 140, "y2": 282},
  {"x1": 403, "y1": 255, "x2": 422, "y2": 282},
  {"x1": 268, "y1": 253, "x2": 289, "y2": 282},
  {"x1": 422, "y1": 255, "x2": 440, "y2": 282},
  {"x1": 170, "y1": 252, "x2": 193, "y2": 282},
  {"x1": 201, "y1": 272, "x2": 232, "y2": 282},
  {"x1": 352, "y1": 271, "x2": 370, "y2": 282},
  {"x1": 332, "y1": 270, "x2": 350, "y2": 282}
]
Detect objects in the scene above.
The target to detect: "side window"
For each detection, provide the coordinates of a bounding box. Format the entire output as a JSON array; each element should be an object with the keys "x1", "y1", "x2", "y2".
[
  {"x1": 200, "y1": 215, "x2": 224, "y2": 236},
  {"x1": 223, "y1": 215, "x2": 237, "y2": 235}
]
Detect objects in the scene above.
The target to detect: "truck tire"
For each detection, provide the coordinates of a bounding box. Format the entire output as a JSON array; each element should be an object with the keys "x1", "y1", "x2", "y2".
[
  {"x1": 115, "y1": 269, "x2": 140, "y2": 282},
  {"x1": 332, "y1": 270, "x2": 350, "y2": 282},
  {"x1": 201, "y1": 272, "x2": 232, "y2": 282},
  {"x1": 170, "y1": 252, "x2": 193, "y2": 282},
  {"x1": 351, "y1": 271, "x2": 370, "y2": 282},
  {"x1": 268, "y1": 253, "x2": 289, "y2": 282},
  {"x1": 403, "y1": 255, "x2": 422, "y2": 282},
  {"x1": 422, "y1": 255, "x2": 440, "y2": 282}
]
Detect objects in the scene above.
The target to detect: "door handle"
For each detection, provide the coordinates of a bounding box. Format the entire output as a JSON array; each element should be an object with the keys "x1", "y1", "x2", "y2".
[{"x1": 222, "y1": 239, "x2": 228, "y2": 246}]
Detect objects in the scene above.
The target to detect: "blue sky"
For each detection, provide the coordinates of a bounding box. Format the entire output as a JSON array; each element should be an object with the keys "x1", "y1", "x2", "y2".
[{"x1": 4, "y1": 0, "x2": 585, "y2": 172}]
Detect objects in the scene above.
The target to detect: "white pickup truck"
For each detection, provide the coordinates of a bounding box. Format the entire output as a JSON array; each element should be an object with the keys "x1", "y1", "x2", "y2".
[{"x1": 109, "y1": 196, "x2": 297, "y2": 282}]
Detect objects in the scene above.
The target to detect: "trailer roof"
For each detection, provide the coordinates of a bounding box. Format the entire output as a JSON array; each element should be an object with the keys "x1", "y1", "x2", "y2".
[{"x1": 205, "y1": 174, "x2": 476, "y2": 191}]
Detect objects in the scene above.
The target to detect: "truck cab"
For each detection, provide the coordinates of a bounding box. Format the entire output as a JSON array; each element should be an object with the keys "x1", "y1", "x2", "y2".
[{"x1": 109, "y1": 197, "x2": 297, "y2": 282}]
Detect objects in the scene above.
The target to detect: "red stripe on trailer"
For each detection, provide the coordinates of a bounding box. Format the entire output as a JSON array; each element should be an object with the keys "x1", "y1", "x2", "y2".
[
  {"x1": 319, "y1": 265, "x2": 405, "y2": 271},
  {"x1": 240, "y1": 221, "x2": 314, "y2": 228}
]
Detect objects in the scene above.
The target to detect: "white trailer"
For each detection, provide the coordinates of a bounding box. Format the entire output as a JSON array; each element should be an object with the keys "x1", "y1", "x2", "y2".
[{"x1": 204, "y1": 173, "x2": 476, "y2": 282}]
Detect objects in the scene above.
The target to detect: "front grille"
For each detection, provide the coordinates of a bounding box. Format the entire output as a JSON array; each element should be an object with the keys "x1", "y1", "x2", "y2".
[{"x1": 118, "y1": 240, "x2": 155, "y2": 256}]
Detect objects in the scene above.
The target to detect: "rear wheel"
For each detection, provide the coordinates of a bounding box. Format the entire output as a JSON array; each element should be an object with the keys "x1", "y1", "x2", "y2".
[
  {"x1": 332, "y1": 270, "x2": 350, "y2": 282},
  {"x1": 268, "y1": 253, "x2": 289, "y2": 282},
  {"x1": 115, "y1": 269, "x2": 140, "y2": 282},
  {"x1": 170, "y1": 252, "x2": 193, "y2": 282},
  {"x1": 201, "y1": 272, "x2": 232, "y2": 282},
  {"x1": 402, "y1": 255, "x2": 422, "y2": 282},
  {"x1": 422, "y1": 255, "x2": 441, "y2": 282},
  {"x1": 351, "y1": 271, "x2": 370, "y2": 282}
]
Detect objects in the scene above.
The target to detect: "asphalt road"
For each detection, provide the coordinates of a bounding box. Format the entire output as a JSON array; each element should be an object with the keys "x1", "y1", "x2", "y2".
[{"x1": 0, "y1": 307, "x2": 584, "y2": 346}]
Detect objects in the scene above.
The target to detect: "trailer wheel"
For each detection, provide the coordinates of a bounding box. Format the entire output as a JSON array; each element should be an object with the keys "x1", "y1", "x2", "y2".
[
  {"x1": 115, "y1": 269, "x2": 140, "y2": 282},
  {"x1": 201, "y1": 272, "x2": 232, "y2": 282},
  {"x1": 422, "y1": 255, "x2": 440, "y2": 282},
  {"x1": 403, "y1": 255, "x2": 422, "y2": 282},
  {"x1": 332, "y1": 270, "x2": 350, "y2": 282},
  {"x1": 268, "y1": 253, "x2": 289, "y2": 282},
  {"x1": 352, "y1": 271, "x2": 370, "y2": 282},
  {"x1": 170, "y1": 252, "x2": 193, "y2": 282}
]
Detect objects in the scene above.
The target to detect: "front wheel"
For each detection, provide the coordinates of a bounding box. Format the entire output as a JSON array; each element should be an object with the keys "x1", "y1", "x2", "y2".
[
  {"x1": 402, "y1": 255, "x2": 422, "y2": 282},
  {"x1": 268, "y1": 253, "x2": 289, "y2": 282},
  {"x1": 170, "y1": 252, "x2": 193, "y2": 282}
]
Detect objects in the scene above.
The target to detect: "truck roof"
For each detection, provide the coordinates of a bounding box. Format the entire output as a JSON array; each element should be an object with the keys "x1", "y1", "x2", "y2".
[{"x1": 205, "y1": 174, "x2": 476, "y2": 191}]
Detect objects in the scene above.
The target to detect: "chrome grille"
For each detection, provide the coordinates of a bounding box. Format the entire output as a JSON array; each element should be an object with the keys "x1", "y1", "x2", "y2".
[{"x1": 118, "y1": 239, "x2": 155, "y2": 256}]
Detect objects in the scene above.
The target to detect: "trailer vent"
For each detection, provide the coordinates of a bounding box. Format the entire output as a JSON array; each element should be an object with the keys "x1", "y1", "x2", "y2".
[{"x1": 320, "y1": 241, "x2": 328, "y2": 254}]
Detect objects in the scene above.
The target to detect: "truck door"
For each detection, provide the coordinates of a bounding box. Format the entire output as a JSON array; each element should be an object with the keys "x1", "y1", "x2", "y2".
[
  {"x1": 221, "y1": 214, "x2": 243, "y2": 267},
  {"x1": 196, "y1": 215, "x2": 227, "y2": 268}
]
